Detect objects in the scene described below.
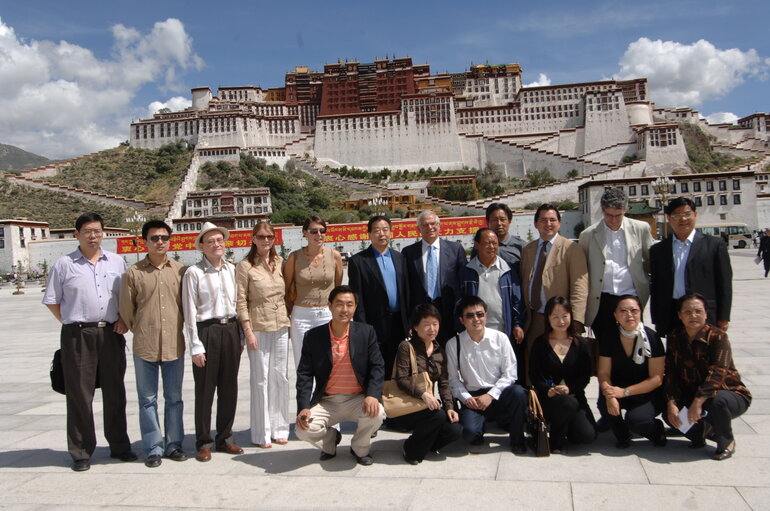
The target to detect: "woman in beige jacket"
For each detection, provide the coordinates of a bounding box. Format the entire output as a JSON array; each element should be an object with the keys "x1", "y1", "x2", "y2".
[{"x1": 236, "y1": 221, "x2": 290, "y2": 447}]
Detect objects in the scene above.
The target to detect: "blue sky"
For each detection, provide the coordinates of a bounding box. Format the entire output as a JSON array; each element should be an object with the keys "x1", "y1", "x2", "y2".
[{"x1": 1, "y1": 0, "x2": 768, "y2": 158}]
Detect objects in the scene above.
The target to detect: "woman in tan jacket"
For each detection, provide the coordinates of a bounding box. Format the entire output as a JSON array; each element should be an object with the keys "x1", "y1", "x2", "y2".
[{"x1": 236, "y1": 221, "x2": 291, "y2": 448}]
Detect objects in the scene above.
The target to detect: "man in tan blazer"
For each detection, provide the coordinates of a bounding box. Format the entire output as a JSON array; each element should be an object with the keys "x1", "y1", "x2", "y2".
[
  {"x1": 521, "y1": 204, "x2": 589, "y2": 353},
  {"x1": 578, "y1": 187, "x2": 654, "y2": 340}
]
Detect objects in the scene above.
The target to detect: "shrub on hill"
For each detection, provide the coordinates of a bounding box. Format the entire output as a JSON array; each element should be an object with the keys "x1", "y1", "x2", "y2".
[
  {"x1": 46, "y1": 142, "x2": 193, "y2": 202},
  {"x1": 679, "y1": 123, "x2": 745, "y2": 173},
  {"x1": 0, "y1": 178, "x2": 136, "y2": 228},
  {"x1": 198, "y1": 155, "x2": 348, "y2": 225}
]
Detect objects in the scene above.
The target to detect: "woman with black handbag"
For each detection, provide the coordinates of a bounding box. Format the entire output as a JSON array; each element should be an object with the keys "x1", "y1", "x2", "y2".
[
  {"x1": 391, "y1": 304, "x2": 462, "y2": 464},
  {"x1": 529, "y1": 296, "x2": 596, "y2": 454}
]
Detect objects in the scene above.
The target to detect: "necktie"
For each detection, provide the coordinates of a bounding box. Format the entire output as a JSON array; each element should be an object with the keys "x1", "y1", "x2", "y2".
[
  {"x1": 426, "y1": 245, "x2": 439, "y2": 300},
  {"x1": 531, "y1": 241, "x2": 548, "y2": 312}
]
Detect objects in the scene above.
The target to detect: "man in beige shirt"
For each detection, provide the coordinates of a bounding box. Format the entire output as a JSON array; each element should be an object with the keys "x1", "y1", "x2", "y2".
[{"x1": 119, "y1": 220, "x2": 187, "y2": 468}]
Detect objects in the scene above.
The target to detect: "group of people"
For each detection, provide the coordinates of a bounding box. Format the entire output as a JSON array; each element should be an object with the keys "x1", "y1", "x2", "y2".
[{"x1": 42, "y1": 187, "x2": 751, "y2": 471}]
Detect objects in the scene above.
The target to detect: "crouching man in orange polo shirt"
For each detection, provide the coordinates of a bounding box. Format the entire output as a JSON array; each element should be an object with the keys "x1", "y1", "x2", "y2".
[{"x1": 295, "y1": 285, "x2": 385, "y2": 466}]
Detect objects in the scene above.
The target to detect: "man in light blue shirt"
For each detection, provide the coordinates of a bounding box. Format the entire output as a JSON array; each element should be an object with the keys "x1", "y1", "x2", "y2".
[
  {"x1": 43, "y1": 212, "x2": 135, "y2": 472},
  {"x1": 348, "y1": 215, "x2": 410, "y2": 377}
]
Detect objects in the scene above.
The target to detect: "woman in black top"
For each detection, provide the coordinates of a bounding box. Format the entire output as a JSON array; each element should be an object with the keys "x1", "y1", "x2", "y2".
[
  {"x1": 529, "y1": 296, "x2": 596, "y2": 453},
  {"x1": 392, "y1": 304, "x2": 462, "y2": 464},
  {"x1": 597, "y1": 295, "x2": 666, "y2": 448}
]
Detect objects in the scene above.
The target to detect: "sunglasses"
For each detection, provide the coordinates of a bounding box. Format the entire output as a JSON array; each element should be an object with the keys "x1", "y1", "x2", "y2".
[
  {"x1": 307, "y1": 228, "x2": 327, "y2": 235},
  {"x1": 255, "y1": 235, "x2": 275, "y2": 241},
  {"x1": 149, "y1": 235, "x2": 171, "y2": 242},
  {"x1": 464, "y1": 311, "x2": 486, "y2": 319}
]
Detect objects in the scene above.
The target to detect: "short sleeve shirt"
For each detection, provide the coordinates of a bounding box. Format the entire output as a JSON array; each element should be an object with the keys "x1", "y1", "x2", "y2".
[{"x1": 599, "y1": 326, "x2": 664, "y2": 398}]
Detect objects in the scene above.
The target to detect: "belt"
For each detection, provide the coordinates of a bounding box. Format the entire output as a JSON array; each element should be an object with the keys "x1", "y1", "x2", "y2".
[
  {"x1": 67, "y1": 321, "x2": 112, "y2": 328},
  {"x1": 198, "y1": 316, "x2": 237, "y2": 326}
]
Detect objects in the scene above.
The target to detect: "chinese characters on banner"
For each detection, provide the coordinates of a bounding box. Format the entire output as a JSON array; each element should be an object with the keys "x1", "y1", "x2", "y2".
[
  {"x1": 115, "y1": 216, "x2": 485, "y2": 254},
  {"x1": 116, "y1": 229, "x2": 284, "y2": 254}
]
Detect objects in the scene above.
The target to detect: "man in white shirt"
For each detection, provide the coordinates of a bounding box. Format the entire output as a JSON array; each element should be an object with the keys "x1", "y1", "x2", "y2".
[
  {"x1": 182, "y1": 222, "x2": 244, "y2": 462},
  {"x1": 446, "y1": 296, "x2": 528, "y2": 454},
  {"x1": 579, "y1": 187, "x2": 653, "y2": 340}
]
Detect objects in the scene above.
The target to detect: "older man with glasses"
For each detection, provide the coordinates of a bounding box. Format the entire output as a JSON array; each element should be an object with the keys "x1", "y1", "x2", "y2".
[
  {"x1": 183, "y1": 222, "x2": 244, "y2": 462},
  {"x1": 120, "y1": 220, "x2": 188, "y2": 468}
]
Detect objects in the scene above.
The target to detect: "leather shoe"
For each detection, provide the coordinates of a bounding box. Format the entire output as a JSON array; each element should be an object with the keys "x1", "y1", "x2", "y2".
[
  {"x1": 110, "y1": 450, "x2": 138, "y2": 462},
  {"x1": 72, "y1": 459, "x2": 90, "y2": 472},
  {"x1": 712, "y1": 442, "x2": 735, "y2": 461},
  {"x1": 216, "y1": 443, "x2": 244, "y2": 455},
  {"x1": 320, "y1": 430, "x2": 342, "y2": 461},
  {"x1": 403, "y1": 447, "x2": 420, "y2": 465},
  {"x1": 511, "y1": 443, "x2": 527, "y2": 455},
  {"x1": 166, "y1": 449, "x2": 187, "y2": 462},
  {"x1": 351, "y1": 448, "x2": 373, "y2": 466},
  {"x1": 196, "y1": 448, "x2": 212, "y2": 462},
  {"x1": 144, "y1": 454, "x2": 162, "y2": 468}
]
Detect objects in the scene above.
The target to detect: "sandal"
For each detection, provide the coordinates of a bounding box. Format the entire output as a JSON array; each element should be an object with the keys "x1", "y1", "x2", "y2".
[{"x1": 272, "y1": 438, "x2": 288, "y2": 445}]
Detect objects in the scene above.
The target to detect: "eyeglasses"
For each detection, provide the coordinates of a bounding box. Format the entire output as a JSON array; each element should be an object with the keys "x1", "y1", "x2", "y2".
[
  {"x1": 680, "y1": 308, "x2": 706, "y2": 317},
  {"x1": 204, "y1": 237, "x2": 225, "y2": 246},
  {"x1": 617, "y1": 308, "x2": 640, "y2": 315},
  {"x1": 464, "y1": 311, "x2": 486, "y2": 319},
  {"x1": 255, "y1": 235, "x2": 275, "y2": 241},
  {"x1": 670, "y1": 212, "x2": 694, "y2": 220},
  {"x1": 79, "y1": 229, "x2": 103, "y2": 237},
  {"x1": 307, "y1": 228, "x2": 327, "y2": 235},
  {"x1": 149, "y1": 235, "x2": 171, "y2": 242}
]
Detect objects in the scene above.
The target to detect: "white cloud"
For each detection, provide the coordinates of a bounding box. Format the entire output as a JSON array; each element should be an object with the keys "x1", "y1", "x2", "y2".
[
  {"x1": 614, "y1": 38, "x2": 768, "y2": 108},
  {"x1": 705, "y1": 112, "x2": 739, "y2": 125},
  {"x1": 0, "y1": 17, "x2": 203, "y2": 159},
  {"x1": 147, "y1": 96, "x2": 193, "y2": 117},
  {"x1": 525, "y1": 73, "x2": 551, "y2": 87}
]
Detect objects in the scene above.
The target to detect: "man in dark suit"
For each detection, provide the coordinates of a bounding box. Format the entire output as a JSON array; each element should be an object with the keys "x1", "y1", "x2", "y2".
[
  {"x1": 758, "y1": 228, "x2": 770, "y2": 278},
  {"x1": 348, "y1": 215, "x2": 410, "y2": 377},
  {"x1": 402, "y1": 210, "x2": 467, "y2": 345},
  {"x1": 650, "y1": 197, "x2": 733, "y2": 336},
  {"x1": 295, "y1": 285, "x2": 385, "y2": 465}
]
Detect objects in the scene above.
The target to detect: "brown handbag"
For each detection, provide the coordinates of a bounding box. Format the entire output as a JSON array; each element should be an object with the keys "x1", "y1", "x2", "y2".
[
  {"x1": 382, "y1": 342, "x2": 432, "y2": 418},
  {"x1": 527, "y1": 389, "x2": 551, "y2": 457}
]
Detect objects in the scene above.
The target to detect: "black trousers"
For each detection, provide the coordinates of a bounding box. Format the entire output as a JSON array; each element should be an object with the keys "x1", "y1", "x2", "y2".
[
  {"x1": 391, "y1": 408, "x2": 462, "y2": 461},
  {"x1": 459, "y1": 384, "x2": 527, "y2": 446},
  {"x1": 61, "y1": 323, "x2": 130, "y2": 461},
  {"x1": 598, "y1": 394, "x2": 663, "y2": 442},
  {"x1": 667, "y1": 391, "x2": 749, "y2": 451},
  {"x1": 591, "y1": 293, "x2": 623, "y2": 341},
  {"x1": 379, "y1": 311, "x2": 405, "y2": 380},
  {"x1": 193, "y1": 321, "x2": 242, "y2": 450},
  {"x1": 542, "y1": 394, "x2": 596, "y2": 450}
]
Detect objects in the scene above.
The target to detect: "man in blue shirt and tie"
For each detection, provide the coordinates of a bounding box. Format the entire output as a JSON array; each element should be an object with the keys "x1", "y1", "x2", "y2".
[{"x1": 348, "y1": 215, "x2": 410, "y2": 377}]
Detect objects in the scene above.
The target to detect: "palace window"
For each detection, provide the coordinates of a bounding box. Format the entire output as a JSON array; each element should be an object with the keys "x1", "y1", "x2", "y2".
[
  {"x1": 720, "y1": 195, "x2": 728, "y2": 205},
  {"x1": 733, "y1": 194, "x2": 741, "y2": 204}
]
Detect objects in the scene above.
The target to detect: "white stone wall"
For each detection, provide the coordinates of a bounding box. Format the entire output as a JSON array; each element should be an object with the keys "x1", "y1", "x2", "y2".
[
  {"x1": 583, "y1": 90, "x2": 631, "y2": 154},
  {"x1": 757, "y1": 197, "x2": 770, "y2": 230},
  {"x1": 314, "y1": 111, "x2": 464, "y2": 171}
]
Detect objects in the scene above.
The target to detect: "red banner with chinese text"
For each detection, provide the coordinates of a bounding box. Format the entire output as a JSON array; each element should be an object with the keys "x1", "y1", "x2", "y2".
[
  {"x1": 116, "y1": 229, "x2": 284, "y2": 254},
  {"x1": 115, "y1": 216, "x2": 485, "y2": 254}
]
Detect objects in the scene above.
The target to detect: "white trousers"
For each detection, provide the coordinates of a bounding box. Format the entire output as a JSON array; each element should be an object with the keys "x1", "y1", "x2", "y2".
[
  {"x1": 295, "y1": 393, "x2": 385, "y2": 457},
  {"x1": 290, "y1": 305, "x2": 332, "y2": 369},
  {"x1": 247, "y1": 327, "x2": 290, "y2": 444}
]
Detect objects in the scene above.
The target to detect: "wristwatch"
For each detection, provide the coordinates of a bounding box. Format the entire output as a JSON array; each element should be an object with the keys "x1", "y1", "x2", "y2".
[{"x1": 623, "y1": 388, "x2": 631, "y2": 397}]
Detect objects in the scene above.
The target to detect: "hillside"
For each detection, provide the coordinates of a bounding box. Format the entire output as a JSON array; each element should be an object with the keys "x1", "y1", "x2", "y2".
[
  {"x1": 199, "y1": 155, "x2": 350, "y2": 225},
  {"x1": 0, "y1": 143, "x2": 51, "y2": 172},
  {"x1": 45, "y1": 141, "x2": 193, "y2": 203},
  {"x1": 0, "y1": 178, "x2": 139, "y2": 229},
  {"x1": 679, "y1": 123, "x2": 745, "y2": 173}
]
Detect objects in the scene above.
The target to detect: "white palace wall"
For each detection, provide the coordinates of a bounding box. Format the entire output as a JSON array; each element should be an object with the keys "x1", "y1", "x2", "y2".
[{"x1": 314, "y1": 111, "x2": 464, "y2": 171}]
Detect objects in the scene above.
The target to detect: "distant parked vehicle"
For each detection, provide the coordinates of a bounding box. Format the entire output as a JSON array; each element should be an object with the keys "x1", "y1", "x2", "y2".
[
  {"x1": 340, "y1": 252, "x2": 353, "y2": 262},
  {"x1": 696, "y1": 223, "x2": 752, "y2": 248}
]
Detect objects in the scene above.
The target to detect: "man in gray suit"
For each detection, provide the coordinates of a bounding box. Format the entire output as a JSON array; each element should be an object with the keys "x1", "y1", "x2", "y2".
[{"x1": 578, "y1": 187, "x2": 654, "y2": 340}]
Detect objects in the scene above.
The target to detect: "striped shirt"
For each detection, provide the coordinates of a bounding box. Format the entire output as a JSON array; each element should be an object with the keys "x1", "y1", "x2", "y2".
[{"x1": 325, "y1": 324, "x2": 363, "y2": 395}]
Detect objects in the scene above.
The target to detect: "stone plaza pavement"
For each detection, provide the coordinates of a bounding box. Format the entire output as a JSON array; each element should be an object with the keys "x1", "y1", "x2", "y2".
[{"x1": 0, "y1": 249, "x2": 768, "y2": 510}]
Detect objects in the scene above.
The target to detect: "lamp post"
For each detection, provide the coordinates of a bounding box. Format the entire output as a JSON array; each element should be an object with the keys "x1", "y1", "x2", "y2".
[
  {"x1": 125, "y1": 212, "x2": 146, "y2": 263},
  {"x1": 652, "y1": 176, "x2": 675, "y2": 239}
]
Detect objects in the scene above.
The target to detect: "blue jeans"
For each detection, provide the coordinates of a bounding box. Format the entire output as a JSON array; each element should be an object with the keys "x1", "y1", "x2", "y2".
[
  {"x1": 459, "y1": 384, "x2": 527, "y2": 446},
  {"x1": 134, "y1": 355, "x2": 185, "y2": 456}
]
